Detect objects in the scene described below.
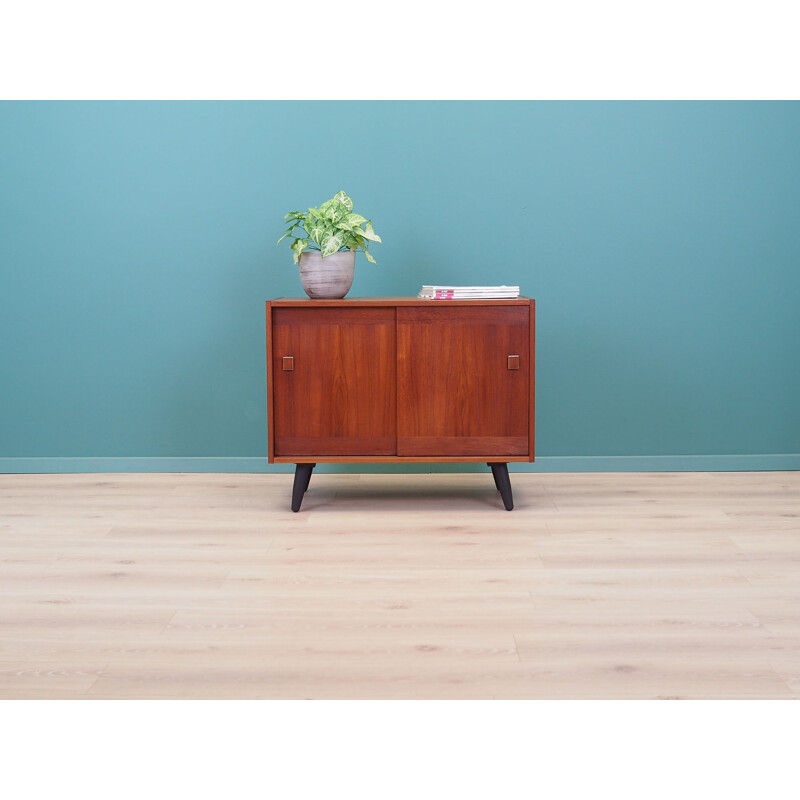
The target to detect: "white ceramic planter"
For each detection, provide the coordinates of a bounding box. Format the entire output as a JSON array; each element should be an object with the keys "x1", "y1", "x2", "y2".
[{"x1": 298, "y1": 250, "x2": 355, "y2": 299}]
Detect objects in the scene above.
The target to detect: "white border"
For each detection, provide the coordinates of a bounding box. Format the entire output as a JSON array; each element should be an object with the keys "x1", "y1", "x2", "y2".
[{"x1": 1, "y1": 2, "x2": 799, "y2": 99}]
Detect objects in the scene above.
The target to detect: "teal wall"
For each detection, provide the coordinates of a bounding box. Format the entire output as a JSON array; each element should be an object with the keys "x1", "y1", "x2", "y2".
[{"x1": 1, "y1": 102, "x2": 799, "y2": 472}]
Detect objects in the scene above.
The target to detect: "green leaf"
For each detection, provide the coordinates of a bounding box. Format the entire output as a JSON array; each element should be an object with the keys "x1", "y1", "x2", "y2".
[
  {"x1": 320, "y1": 233, "x2": 343, "y2": 257},
  {"x1": 339, "y1": 217, "x2": 367, "y2": 234},
  {"x1": 347, "y1": 213, "x2": 367, "y2": 226},
  {"x1": 290, "y1": 238, "x2": 309, "y2": 264},
  {"x1": 325, "y1": 202, "x2": 347, "y2": 223},
  {"x1": 333, "y1": 191, "x2": 354, "y2": 212},
  {"x1": 306, "y1": 220, "x2": 326, "y2": 244},
  {"x1": 361, "y1": 220, "x2": 382, "y2": 243},
  {"x1": 363, "y1": 245, "x2": 376, "y2": 264},
  {"x1": 284, "y1": 211, "x2": 304, "y2": 219}
]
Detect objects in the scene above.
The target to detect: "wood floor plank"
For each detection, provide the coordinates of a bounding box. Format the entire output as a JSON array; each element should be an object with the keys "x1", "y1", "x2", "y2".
[{"x1": 0, "y1": 661, "x2": 106, "y2": 699}]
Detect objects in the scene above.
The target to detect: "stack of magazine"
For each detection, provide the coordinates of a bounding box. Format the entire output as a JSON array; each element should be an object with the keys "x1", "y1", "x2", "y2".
[{"x1": 417, "y1": 285, "x2": 520, "y2": 300}]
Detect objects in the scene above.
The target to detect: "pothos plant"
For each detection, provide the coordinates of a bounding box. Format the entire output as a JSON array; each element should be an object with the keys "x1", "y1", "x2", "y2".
[{"x1": 278, "y1": 191, "x2": 382, "y2": 264}]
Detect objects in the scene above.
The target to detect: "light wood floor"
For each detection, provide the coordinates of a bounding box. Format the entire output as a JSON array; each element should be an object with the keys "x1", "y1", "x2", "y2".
[{"x1": 1, "y1": 471, "x2": 799, "y2": 699}]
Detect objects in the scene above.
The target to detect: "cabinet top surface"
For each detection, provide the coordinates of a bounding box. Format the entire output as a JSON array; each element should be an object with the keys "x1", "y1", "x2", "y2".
[{"x1": 268, "y1": 296, "x2": 533, "y2": 307}]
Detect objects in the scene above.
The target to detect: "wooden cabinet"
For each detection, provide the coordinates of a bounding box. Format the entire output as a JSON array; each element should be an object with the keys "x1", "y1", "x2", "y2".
[{"x1": 266, "y1": 297, "x2": 535, "y2": 511}]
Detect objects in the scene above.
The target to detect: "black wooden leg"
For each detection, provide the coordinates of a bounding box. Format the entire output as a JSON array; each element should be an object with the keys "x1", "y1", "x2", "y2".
[
  {"x1": 303, "y1": 463, "x2": 315, "y2": 493},
  {"x1": 291, "y1": 463, "x2": 314, "y2": 512},
  {"x1": 488, "y1": 462, "x2": 500, "y2": 491},
  {"x1": 488, "y1": 462, "x2": 514, "y2": 511}
]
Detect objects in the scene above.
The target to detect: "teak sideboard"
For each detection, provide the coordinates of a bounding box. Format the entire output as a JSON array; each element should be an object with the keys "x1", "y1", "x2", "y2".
[{"x1": 265, "y1": 297, "x2": 535, "y2": 511}]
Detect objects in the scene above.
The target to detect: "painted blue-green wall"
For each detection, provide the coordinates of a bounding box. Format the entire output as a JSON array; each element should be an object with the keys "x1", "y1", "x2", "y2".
[{"x1": 1, "y1": 102, "x2": 799, "y2": 472}]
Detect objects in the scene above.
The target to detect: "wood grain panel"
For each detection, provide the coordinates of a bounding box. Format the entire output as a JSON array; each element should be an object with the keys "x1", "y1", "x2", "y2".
[
  {"x1": 274, "y1": 437, "x2": 396, "y2": 456},
  {"x1": 397, "y1": 436, "x2": 528, "y2": 457},
  {"x1": 397, "y1": 306, "x2": 530, "y2": 456},
  {"x1": 272, "y1": 307, "x2": 396, "y2": 457}
]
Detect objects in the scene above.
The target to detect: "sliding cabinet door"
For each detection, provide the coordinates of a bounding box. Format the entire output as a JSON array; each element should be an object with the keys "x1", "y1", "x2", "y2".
[
  {"x1": 272, "y1": 307, "x2": 396, "y2": 456},
  {"x1": 397, "y1": 306, "x2": 530, "y2": 456}
]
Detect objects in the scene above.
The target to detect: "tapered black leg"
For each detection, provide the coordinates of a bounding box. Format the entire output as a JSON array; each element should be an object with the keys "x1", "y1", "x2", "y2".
[
  {"x1": 488, "y1": 462, "x2": 514, "y2": 511},
  {"x1": 303, "y1": 463, "x2": 315, "y2": 493},
  {"x1": 291, "y1": 463, "x2": 314, "y2": 512},
  {"x1": 488, "y1": 463, "x2": 500, "y2": 491}
]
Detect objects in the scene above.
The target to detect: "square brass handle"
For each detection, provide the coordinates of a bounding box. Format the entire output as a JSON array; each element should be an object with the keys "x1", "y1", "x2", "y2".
[
  {"x1": 507, "y1": 355, "x2": 520, "y2": 370},
  {"x1": 282, "y1": 356, "x2": 294, "y2": 371}
]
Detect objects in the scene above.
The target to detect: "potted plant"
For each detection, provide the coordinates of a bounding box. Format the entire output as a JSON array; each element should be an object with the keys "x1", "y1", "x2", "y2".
[{"x1": 277, "y1": 191, "x2": 382, "y2": 299}]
